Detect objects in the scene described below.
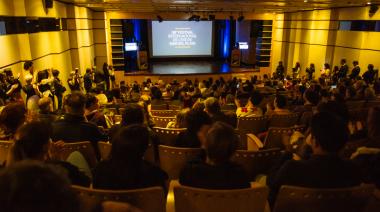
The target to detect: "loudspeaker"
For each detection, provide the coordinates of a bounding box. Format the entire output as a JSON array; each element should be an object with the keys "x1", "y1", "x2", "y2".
[
  {"x1": 45, "y1": 0, "x2": 53, "y2": 9},
  {"x1": 369, "y1": 5, "x2": 378, "y2": 17}
]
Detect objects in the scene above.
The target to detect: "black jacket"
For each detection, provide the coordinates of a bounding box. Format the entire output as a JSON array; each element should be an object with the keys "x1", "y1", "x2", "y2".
[{"x1": 52, "y1": 114, "x2": 107, "y2": 160}]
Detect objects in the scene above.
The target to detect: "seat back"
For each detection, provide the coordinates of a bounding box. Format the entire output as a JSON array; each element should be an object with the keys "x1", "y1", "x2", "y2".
[
  {"x1": 59, "y1": 141, "x2": 98, "y2": 168},
  {"x1": 153, "y1": 127, "x2": 185, "y2": 146},
  {"x1": 232, "y1": 148, "x2": 283, "y2": 181},
  {"x1": 273, "y1": 185, "x2": 375, "y2": 212},
  {"x1": 72, "y1": 185, "x2": 165, "y2": 212},
  {"x1": 152, "y1": 116, "x2": 176, "y2": 128},
  {"x1": 158, "y1": 145, "x2": 202, "y2": 180},
  {"x1": 97, "y1": 142, "x2": 112, "y2": 161},
  {"x1": 237, "y1": 116, "x2": 268, "y2": 135},
  {"x1": 268, "y1": 113, "x2": 300, "y2": 128},
  {"x1": 151, "y1": 104, "x2": 169, "y2": 110},
  {"x1": 0, "y1": 141, "x2": 12, "y2": 166},
  {"x1": 174, "y1": 185, "x2": 269, "y2": 212},
  {"x1": 264, "y1": 126, "x2": 306, "y2": 149},
  {"x1": 151, "y1": 110, "x2": 177, "y2": 117}
]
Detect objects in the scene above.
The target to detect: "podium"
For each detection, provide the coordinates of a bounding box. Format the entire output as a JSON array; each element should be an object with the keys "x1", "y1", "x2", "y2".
[
  {"x1": 137, "y1": 51, "x2": 148, "y2": 70},
  {"x1": 231, "y1": 49, "x2": 241, "y2": 67}
]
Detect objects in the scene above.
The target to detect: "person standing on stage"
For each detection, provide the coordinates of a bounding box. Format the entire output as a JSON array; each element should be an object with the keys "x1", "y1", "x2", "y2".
[
  {"x1": 275, "y1": 61, "x2": 285, "y2": 80},
  {"x1": 338, "y1": 59, "x2": 349, "y2": 80},
  {"x1": 306, "y1": 63, "x2": 315, "y2": 81},
  {"x1": 103, "y1": 63, "x2": 110, "y2": 91},
  {"x1": 83, "y1": 68, "x2": 94, "y2": 94},
  {"x1": 321, "y1": 63, "x2": 331, "y2": 79},
  {"x1": 109, "y1": 65, "x2": 116, "y2": 89},
  {"x1": 93, "y1": 66, "x2": 106, "y2": 91},
  {"x1": 349, "y1": 61, "x2": 361, "y2": 80}
]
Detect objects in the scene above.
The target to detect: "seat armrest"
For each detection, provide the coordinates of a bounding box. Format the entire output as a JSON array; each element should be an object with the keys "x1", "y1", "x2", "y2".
[{"x1": 247, "y1": 133, "x2": 264, "y2": 150}]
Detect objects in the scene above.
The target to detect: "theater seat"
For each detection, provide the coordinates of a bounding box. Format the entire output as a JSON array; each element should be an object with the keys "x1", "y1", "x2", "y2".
[
  {"x1": 153, "y1": 127, "x2": 185, "y2": 146},
  {"x1": 268, "y1": 113, "x2": 300, "y2": 128},
  {"x1": 151, "y1": 110, "x2": 177, "y2": 117},
  {"x1": 0, "y1": 141, "x2": 12, "y2": 166},
  {"x1": 57, "y1": 141, "x2": 98, "y2": 169},
  {"x1": 158, "y1": 145, "x2": 202, "y2": 180},
  {"x1": 273, "y1": 184, "x2": 375, "y2": 212},
  {"x1": 152, "y1": 116, "x2": 176, "y2": 128},
  {"x1": 72, "y1": 185, "x2": 165, "y2": 212},
  {"x1": 174, "y1": 185, "x2": 269, "y2": 212},
  {"x1": 98, "y1": 141, "x2": 112, "y2": 161}
]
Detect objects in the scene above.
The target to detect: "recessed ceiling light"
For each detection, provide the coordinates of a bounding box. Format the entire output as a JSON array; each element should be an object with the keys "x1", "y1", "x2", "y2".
[{"x1": 367, "y1": 2, "x2": 372, "y2": 5}]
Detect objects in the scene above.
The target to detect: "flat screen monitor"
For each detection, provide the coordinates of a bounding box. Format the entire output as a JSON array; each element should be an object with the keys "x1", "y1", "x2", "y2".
[
  {"x1": 125, "y1": 42, "x2": 138, "y2": 51},
  {"x1": 239, "y1": 42, "x2": 249, "y2": 49}
]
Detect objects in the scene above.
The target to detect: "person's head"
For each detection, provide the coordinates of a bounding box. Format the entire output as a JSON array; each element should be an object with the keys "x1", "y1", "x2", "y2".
[
  {"x1": 63, "y1": 92, "x2": 86, "y2": 115},
  {"x1": 236, "y1": 93, "x2": 250, "y2": 107},
  {"x1": 274, "y1": 95, "x2": 287, "y2": 109},
  {"x1": 308, "y1": 112, "x2": 349, "y2": 154},
  {"x1": 303, "y1": 89, "x2": 319, "y2": 105},
  {"x1": 353, "y1": 61, "x2": 359, "y2": 66},
  {"x1": 249, "y1": 91, "x2": 263, "y2": 106},
  {"x1": 279, "y1": 61, "x2": 283, "y2": 66},
  {"x1": 175, "y1": 108, "x2": 190, "y2": 128},
  {"x1": 368, "y1": 64, "x2": 374, "y2": 71},
  {"x1": 324, "y1": 63, "x2": 330, "y2": 69},
  {"x1": 121, "y1": 103, "x2": 145, "y2": 126},
  {"x1": 85, "y1": 94, "x2": 99, "y2": 111},
  {"x1": 317, "y1": 100, "x2": 349, "y2": 124},
  {"x1": 0, "y1": 103, "x2": 26, "y2": 136},
  {"x1": 192, "y1": 100, "x2": 205, "y2": 112},
  {"x1": 111, "y1": 124, "x2": 149, "y2": 162},
  {"x1": 204, "y1": 97, "x2": 221, "y2": 115},
  {"x1": 186, "y1": 110, "x2": 212, "y2": 145},
  {"x1": 23, "y1": 61, "x2": 33, "y2": 71},
  {"x1": 38, "y1": 97, "x2": 53, "y2": 113},
  {"x1": 86, "y1": 68, "x2": 92, "y2": 74},
  {"x1": 151, "y1": 87, "x2": 162, "y2": 100},
  {"x1": 0, "y1": 161, "x2": 79, "y2": 212},
  {"x1": 310, "y1": 63, "x2": 315, "y2": 68},
  {"x1": 52, "y1": 69, "x2": 60, "y2": 78},
  {"x1": 341, "y1": 59, "x2": 346, "y2": 65},
  {"x1": 12, "y1": 121, "x2": 51, "y2": 162},
  {"x1": 205, "y1": 122, "x2": 238, "y2": 165},
  {"x1": 295, "y1": 62, "x2": 300, "y2": 68}
]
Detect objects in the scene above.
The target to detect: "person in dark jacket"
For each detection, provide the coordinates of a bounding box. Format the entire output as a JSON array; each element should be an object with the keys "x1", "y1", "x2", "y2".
[
  {"x1": 93, "y1": 125, "x2": 168, "y2": 192},
  {"x1": 268, "y1": 112, "x2": 362, "y2": 206},
  {"x1": 179, "y1": 122, "x2": 250, "y2": 189},
  {"x1": 349, "y1": 61, "x2": 361, "y2": 80},
  {"x1": 51, "y1": 92, "x2": 106, "y2": 160}
]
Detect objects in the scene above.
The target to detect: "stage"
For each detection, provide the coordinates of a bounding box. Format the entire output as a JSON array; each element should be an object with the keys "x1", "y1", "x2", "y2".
[{"x1": 115, "y1": 60, "x2": 270, "y2": 84}]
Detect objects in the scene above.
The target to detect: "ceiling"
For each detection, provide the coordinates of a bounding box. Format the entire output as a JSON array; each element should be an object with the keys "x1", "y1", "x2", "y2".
[{"x1": 59, "y1": 0, "x2": 380, "y2": 13}]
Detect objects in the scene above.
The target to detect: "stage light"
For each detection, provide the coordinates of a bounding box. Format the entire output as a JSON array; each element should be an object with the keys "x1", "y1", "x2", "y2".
[
  {"x1": 209, "y1": 14, "x2": 215, "y2": 21},
  {"x1": 157, "y1": 15, "x2": 163, "y2": 22},
  {"x1": 367, "y1": 2, "x2": 372, "y2": 5},
  {"x1": 238, "y1": 15, "x2": 244, "y2": 22}
]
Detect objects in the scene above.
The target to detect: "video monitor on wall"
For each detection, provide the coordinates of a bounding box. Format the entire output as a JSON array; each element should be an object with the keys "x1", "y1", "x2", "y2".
[{"x1": 150, "y1": 21, "x2": 214, "y2": 57}]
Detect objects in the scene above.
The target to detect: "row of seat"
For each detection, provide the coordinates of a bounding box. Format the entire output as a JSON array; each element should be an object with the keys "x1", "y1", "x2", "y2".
[{"x1": 73, "y1": 183, "x2": 376, "y2": 212}]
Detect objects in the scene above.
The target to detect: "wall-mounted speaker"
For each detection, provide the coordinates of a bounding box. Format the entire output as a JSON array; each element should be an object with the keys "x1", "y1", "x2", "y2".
[
  {"x1": 369, "y1": 5, "x2": 378, "y2": 17},
  {"x1": 45, "y1": 0, "x2": 53, "y2": 9}
]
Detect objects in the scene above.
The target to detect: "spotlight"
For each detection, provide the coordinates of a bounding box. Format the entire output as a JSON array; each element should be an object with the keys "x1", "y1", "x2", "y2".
[
  {"x1": 238, "y1": 15, "x2": 244, "y2": 22},
  {"x1": 157, "y1": 15, "x2": 163, "y2": 22},
  {"x1": 209, "y1": 14, "x2": 215, "y2": 21}
]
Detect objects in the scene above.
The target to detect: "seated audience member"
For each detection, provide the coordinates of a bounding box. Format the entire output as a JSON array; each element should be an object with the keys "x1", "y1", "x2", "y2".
[
  {"x1": 265, "y1": 95, "x2": 292, "y2": 116},
  {"x1": 0, "y1": 102, "x2": 26, "y2": 140},
  {"x1": 268, "y1": 112, "x2": 362, "y2": 205},
  {"x1": 150, "y1": 87, "x2": 167, "y2": 109},
  {"x1": 166, "y1": 108, "x2": 190, "y2": 128},
  {"x1": 0, "y1": 161, "x2": 80, "y2": 212},
  {"x1": 293, "y1": 89, "x2": 319, "y2": 114},
  {"x1": 9, "y1": 121, "x2": 90, "y2": 186},
  {"x1": 221, "y1": 94, "x2": 237, "y2": 111},
  {"x1": 237, "y1": 91, "x2": 264, "y2": 118},
  {"x1": 235, "y1": 93, "x2": 252, "y2": 117},
  {"x1": 95, "y1": 88, "x2": 108, "y2": 105},
  {"x1": 175, "y1": 110, "x2": 212, "y2": 148},
  {"x1": 51, "y1": 92, "x2": 106, "y2": 159},
  {"x1": 37, "y1": 97, "x2": 57, "y2": 124},
  {"x1": 85, "y1": 94, "x2": 107, "y2": 129},
  {"x1": 191, "y1": 100, "x2": 205, "y2": 112},
  {"x1": 179, "y1": 122, "x2": 250, "y2": 189},
  {"x1": 93, "y1": 125, "x2": 168, "y2": 192},
  {"x1": 204, "y1": 97, "x2": 236, "y2": 127}
]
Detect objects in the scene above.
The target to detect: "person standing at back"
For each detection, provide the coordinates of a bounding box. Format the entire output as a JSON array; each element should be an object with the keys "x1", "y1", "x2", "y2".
[
  {"x1": 338, "y1": 59, "x2": 349, "y2": 80},
  {"x1": 349, "y1": 61, "x2": 361, "y2": 80}
]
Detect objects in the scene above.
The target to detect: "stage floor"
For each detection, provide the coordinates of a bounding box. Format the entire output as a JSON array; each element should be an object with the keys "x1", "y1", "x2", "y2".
[{"x1": 141, "y1": 60, "x2": 257, "y2": 75}]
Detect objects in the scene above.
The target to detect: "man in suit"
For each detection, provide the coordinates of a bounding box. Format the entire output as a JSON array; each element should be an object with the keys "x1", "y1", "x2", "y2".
[
  {"x1": 338, "y1": 59, "x2": 349, "y2": 79},
  {"x1": 349, "y1": 61, "x2": 361, "y2": 80},
  {"x1": 268, "y1": 112, "x2": 362, "y2": 205}
]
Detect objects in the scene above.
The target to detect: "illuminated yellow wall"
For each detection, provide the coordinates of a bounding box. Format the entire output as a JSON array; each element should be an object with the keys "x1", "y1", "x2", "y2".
[
  {"x1": 0, "y1": 0, "x2": 106, "y2": 88},
  {"x1": 272, "y1": 6, "x2": 380, "y2": 78}
]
